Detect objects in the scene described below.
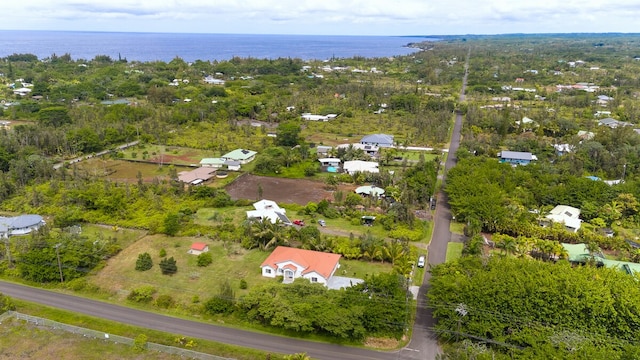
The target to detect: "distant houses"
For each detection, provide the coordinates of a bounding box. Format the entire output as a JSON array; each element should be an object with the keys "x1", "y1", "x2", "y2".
[{"x1": 301, "y1": 113, "x2": 338, "y2": 121}]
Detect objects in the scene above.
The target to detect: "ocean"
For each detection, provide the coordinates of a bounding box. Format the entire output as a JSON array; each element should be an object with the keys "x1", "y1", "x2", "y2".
[{"x1": 0, "y1": 31, "x2": 433, "y2": 62}]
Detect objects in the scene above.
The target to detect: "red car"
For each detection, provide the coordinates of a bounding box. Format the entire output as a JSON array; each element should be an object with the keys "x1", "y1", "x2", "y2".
[{"x1": 293, "y1": 220, "x2": 305, "y2": 226}]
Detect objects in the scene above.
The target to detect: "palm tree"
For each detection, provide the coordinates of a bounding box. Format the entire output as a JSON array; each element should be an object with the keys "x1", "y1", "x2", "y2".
[
  {"x1": 248, "y1": 218, "x2": 287, "y2": 251},
  {"x1": 495, "y1": 234, "x2": 517, "y2": 256}
]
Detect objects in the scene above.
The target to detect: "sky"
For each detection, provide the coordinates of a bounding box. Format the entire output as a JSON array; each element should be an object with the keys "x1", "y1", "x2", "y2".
[{"x1": 2, "y1": 1, "x2": 639, "y2": 36}]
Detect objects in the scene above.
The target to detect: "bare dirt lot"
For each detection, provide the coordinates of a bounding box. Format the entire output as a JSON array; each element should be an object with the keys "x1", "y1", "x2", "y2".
[{"x1": 225, "y1": 174, "x2": 355, "y2": 205}]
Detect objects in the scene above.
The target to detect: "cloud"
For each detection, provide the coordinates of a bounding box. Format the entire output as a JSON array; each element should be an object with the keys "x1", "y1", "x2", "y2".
[{"x1": 2, "y1": 0, "x2": 640, "y2": 35}]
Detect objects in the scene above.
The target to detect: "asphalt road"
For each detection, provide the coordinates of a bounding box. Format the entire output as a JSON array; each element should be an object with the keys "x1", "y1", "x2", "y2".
[
  {"x1": 0, "y1": 281, "x2": 399, "y2": 360},
  {"x1": 403, "y1": 49, "x2": 469, "y2": 360}
]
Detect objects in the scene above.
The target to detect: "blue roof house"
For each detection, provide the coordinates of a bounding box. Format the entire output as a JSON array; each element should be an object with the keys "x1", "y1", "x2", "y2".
[{"x1": 498, "y1": 151, "x2": 536, "y2": 165}]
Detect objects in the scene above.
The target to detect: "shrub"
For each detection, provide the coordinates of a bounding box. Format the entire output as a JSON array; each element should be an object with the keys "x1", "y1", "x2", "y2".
[
  {"x1": 204, "y1": 296, "x2": 233, "y2": 315},
  {"x1": 159, "y1": 257, "x2": 178, "y2": 275},
  {"x1": 159, "y1": 248, "x2": 167, "y2": 257},
  {"x1": 197, "y1": 252, "x2": 213, "y2": 267},
  {"x1": 127, "y1": 285, "x2": 156, "y2": 303},
  {"x1": 154, "y1": 294, "x2": 175, "y2": 309},
  {"x1": 239, "y1": 279, "x2": 248, "y2": 289},
  {"x1": 0, "y1": 293, "x2": 15, "y2": 313},
  {"x1": 133, "y1": 334, "x2": 148, "y2": 352},
  {"x1": 135, "y1": 252, "x2": 153, "y2": 271}
]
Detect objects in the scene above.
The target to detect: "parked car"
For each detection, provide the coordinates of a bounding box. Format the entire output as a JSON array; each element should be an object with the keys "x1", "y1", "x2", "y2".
[
  {"x1": 293, "y1": 219, "x2": 305, "y2": 226},
  {"x1": 318, "y1": 219, "x2": 326, "y2": 227},
  {"x1": 430, "y1": 197, "x2": 437, "y2": 210},
  {"x1": 417, "y1": 255, "x2": 426, "y2": 268}
]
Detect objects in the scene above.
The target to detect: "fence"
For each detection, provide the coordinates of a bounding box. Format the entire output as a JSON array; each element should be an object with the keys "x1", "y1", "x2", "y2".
[{"x1": 1, "y1": 311, "x2": 233, "y2": 360}]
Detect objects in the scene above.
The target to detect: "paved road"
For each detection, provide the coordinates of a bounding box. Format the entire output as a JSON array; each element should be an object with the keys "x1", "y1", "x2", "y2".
[
  {"x1": 0, "y1": 281, "x2": 399, "y2": 360},
  {"x1": 402, "y1": 49, "x2": 469, "y2": 360}
]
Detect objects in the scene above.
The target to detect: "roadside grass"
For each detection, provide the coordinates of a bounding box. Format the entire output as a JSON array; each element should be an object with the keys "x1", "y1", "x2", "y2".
[
  {"x1": 12, "y1": 301, "x2": 288, "y2": 360},
  {"x1": 446, "y1": 242, "x2": 464, "y2": 262},
  {"x1": 0, "y1": 316, "x2": 184, "y2": 360}
]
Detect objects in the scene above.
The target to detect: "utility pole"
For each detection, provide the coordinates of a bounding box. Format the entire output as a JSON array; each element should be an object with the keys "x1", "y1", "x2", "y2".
[
  {"x1": 54, "y1": 243, "x2": 64, "y2": 283},
  {"x1": 3, "y1": 235, "x2": 12, "y2": 268}
]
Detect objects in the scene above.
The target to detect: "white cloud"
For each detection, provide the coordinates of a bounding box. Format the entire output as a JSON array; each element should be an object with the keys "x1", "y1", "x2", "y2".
[{"x1": 3, "y1": 0, "x2": 639, "y2": 35}]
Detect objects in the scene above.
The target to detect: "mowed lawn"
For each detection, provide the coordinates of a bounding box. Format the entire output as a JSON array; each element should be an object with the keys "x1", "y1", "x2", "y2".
[{"x1": 91, "y1": 233, "x2": 393, "y2": 305}]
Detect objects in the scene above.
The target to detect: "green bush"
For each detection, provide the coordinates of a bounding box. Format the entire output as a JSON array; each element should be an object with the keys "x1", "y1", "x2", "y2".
[
  {"x1": 127, "y1": 285, "x2": 156, "y2": 303},
  {"x1": 154, "y1": 294, "x2": 175, "y2": 309},
  {"x1": 135, "y1": 252, "x2": 153, "y2": 271},
  {"x1": 159, "y1": 256, "x2": 178, "y2": 275},
  {"x1": 197, "y1": 252, "x2": 213, "y2": 267},
  {"x1": 0, "y1": 293, "x2": 15, "y2": 313},
  {"x1": 239, "y1": 279, "x2": 248, "y2": 289},
  {"x1": 204, "y1": 296, "x2": 234, "y2": 314},
  {"x1": 159, "y1": 248, "x2": 167, "y2": 257}
]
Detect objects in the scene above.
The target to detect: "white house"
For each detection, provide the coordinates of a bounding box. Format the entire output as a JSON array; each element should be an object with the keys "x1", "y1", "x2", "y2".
[
  {"x1": 246, "y1": 199, "x2": 292, "y2": 225},
  {"x1": 203, "y1": 76, "x2": 225, "y2": 85},
  {"x1": 343, "y1": 160, "x2": 379, "y2": 175},
  {"x1": 260, "y1": 246, "x2": 341, "y2": 286},
  {"x1": 544, "y1": 205, "x2": 582, "y2": 233},
  {"x1": 301, "y1": 113, "x2": 338, "y2": 121}
]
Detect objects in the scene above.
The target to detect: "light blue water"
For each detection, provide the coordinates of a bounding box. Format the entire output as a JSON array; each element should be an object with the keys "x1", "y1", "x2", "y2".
[
  {"x1": 327, "y1": 166, "x2": 338, "y2": 173},
  {"x1": 0, "y1": 31, "x2": 436, "y2": 62}
]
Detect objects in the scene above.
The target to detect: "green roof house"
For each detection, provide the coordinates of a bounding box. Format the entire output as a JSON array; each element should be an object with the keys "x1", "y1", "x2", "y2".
[{"x1": 222, "y1": 149, "x2": 257, "y2": 164}]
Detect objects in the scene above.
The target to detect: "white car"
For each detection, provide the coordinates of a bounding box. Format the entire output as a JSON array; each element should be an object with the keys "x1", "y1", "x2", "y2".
[{"x1": 417, "y1": 255, "x2": 426, "y2": 268}]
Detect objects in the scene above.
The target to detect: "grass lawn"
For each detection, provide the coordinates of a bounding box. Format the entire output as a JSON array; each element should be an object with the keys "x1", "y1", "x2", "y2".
[
  {"x1": 194, "y1": 206, "x2": 249, "y2": 227},
  {"x1": 121, "y1": 144, "x2": 213, "y2": 165},
  {"x1": 75, "y1": 158, "x2": 190, "y2": 183},
  {"x1": 79, "y1": 224, "x2": 147, "y2": 250},
  {"x1": 446, "y1": 242, "x2": 464, "y2": 262},
  {"x1": 338, "y1": 259, "x2": 393, "y2": 279},
  {"x1": 450, "y1": 221, "x2": 465, "y2": 235},
  {"x1": 90, "y1": 235, "x2": 276, "y2": 304}
]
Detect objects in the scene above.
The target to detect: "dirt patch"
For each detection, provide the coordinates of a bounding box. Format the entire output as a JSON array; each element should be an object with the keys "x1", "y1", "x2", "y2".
[
  {"x1": 364, "y1": 336, "x2": 402, "y2": 349},
  {"x1": 225, "y1": 174, "x2": 355, "y2": 205}
]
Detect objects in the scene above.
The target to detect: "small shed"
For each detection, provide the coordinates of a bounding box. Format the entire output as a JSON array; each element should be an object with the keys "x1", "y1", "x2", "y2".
[
  {"x1": 361, "y1": 216, "x2": 376, "y2": 226},
  {"x1": 188, "y1": 242, "x2": 210, "y2": 255}
]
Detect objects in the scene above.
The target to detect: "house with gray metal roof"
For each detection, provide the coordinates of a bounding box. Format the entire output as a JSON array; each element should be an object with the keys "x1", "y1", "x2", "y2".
[
  {"x1": 0, "y1": 215, "x2": 45, "y2": 237},
  {"x1": 498, "y1": 150, "x2": 537, "y2": 165},
  {"x1": 360, "y1": 133, "x2": 394, "y2": 148}
]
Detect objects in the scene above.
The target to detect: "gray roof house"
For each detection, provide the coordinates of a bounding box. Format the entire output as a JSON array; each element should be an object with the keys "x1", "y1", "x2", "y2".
[
  {"x1": 360, "y1": 134, "x2": 394, "y2": 148},
  {"x1": 498, "y1": 151, "x2": 537, "y2": 165},
  {"x1": 0, "y1": 215, "x2": 45, "y2": 237}
]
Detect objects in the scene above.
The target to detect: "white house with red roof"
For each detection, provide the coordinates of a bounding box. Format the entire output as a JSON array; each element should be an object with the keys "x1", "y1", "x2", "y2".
[
  {"x1": 187, "y1": 242, "x2": 209, "y2": 255},
  {"x1": 260, "y1": 246, "x2": 341, "y2": 286}
]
